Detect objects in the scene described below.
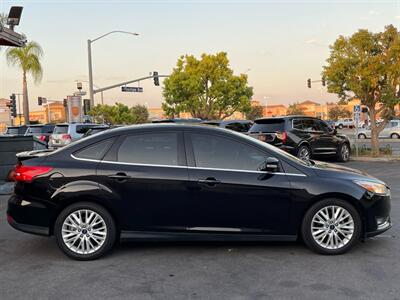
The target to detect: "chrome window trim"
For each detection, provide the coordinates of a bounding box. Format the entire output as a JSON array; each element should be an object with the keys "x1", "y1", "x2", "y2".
[{"x1": 70, "y1": 154, "x2": 307, "y2": 177}]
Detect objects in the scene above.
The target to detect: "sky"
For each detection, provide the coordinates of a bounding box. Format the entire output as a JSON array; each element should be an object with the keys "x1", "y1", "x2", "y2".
[{"x1": 1, "y1": 0, "x2": 400, "y2": 111}]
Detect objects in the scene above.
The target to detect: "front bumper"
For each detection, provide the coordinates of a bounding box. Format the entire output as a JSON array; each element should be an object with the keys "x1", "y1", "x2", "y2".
[
  {"x1": 362, "y1": 192, "x2": 392, "y2": 238},
  {"x1": 7, "y1": 194, "x2": 52, "y2": 236}
]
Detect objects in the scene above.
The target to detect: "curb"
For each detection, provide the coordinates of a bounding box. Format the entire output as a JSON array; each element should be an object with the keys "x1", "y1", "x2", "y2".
[{"x1": 350, "y1": 156, "x2": 400, "y2": 162}]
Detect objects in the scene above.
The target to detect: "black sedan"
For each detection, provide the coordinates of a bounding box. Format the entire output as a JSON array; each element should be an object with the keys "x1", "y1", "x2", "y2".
[{"x1": 7, "y1": 124, "x2": 391, "y2": 260}]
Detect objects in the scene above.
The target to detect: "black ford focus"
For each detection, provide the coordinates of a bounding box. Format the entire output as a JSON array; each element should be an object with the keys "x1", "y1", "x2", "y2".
[{"x1": 7, "y1": 124, "x2": 391, "y2": 260}]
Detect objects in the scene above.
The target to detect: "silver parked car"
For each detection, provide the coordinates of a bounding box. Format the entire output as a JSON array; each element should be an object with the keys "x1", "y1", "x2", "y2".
[
  {"x1": 48, "y1": 123, "x2": 99, "y2": 148},
  {"x1": 357, "y1": 120, "x2": 400, "y2": 139}
]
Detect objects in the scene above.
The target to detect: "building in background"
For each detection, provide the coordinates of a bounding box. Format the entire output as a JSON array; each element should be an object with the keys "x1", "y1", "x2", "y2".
[
  {"x1": 14, "y1": 101, "x2": 67, "y2": 125},
  {"x1": 0, "y1": 98, "x2": 11, "y2": 133}
]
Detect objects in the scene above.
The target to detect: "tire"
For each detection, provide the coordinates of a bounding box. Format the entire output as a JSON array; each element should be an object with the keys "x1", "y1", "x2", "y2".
[
  {"x1": 301, "y1": 198, "x2": 361, "y2": 255},
  {"x1": 297, "y1": 144, "x2": 311, "y2": 161},
  {"x1": 390, "y1": 133, "x2": 400, "y2": 139},
  {"x1": 54, "y1": 202, "x2": 117, "y2": 260},
  {"x1": 337, "y1": 124, "x2": 343, "y2": 129},
  {"x1": 336, "y1": 143, "x2": 350, "y2": 162},
  {"x1": 358, "y1": 134, "x2": 367, "y2": 139}
]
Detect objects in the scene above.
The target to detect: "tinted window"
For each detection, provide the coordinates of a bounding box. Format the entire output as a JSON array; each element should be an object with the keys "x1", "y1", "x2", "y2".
[
  {"x1": 42, "y1": 125, "x2": 55, "y2": 134},
  {"x1": 315, "y1": 120, "x2": 330, "y2": 132},
  {"x1": 249, "y1": 119, "x2": 285, "y2": 133},
  {"x1": 292, "y1": 119, "x2": 303, "y2": 130},
  {"x1": 74, "y1": 138, "x2": 114, "y2": 160},
  {"x1": 301, "y1": 119, "x2": 320, "y2": 132},
  {"x1": 225, "y1": 122, "x2": 252, "y2": 132},
  {"x1": 76, "y1": 125, "x2": 96, "y2": 134},
  {"x1": 27, "y1": 126, "x2": 43, "y2": 134},
  {"x1": 6, "y1": 127, "x2": 19, "y2": 135},
  {"x1": 117, "y1": 133, "x2": 178, "y2": 165},
  {"x1": 54, "y1": 125, "x2": 68, "y2": 134},
  {"x1": 191, "y1": 133, "x2": 268, "y2": 171}
]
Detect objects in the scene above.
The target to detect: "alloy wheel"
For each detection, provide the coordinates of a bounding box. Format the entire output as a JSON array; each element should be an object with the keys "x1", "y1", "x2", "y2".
[
  {"x1": 341, "y1": 144, "x2": 350, "y2": 161},
  {"x1": 61, "y1": 209, "x2": 107, "y2": 255},
  {"x1": 298, "y1": 147, "x2": 310, "y2": 160},
  {"x1": 311, "y1": 205, "x2": 354, "y2": 250}
]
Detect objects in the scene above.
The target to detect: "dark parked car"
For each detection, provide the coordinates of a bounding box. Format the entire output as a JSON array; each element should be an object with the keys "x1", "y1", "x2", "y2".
[
  {"x1": 7, "y1": 124, "x2": 391, "y2": 260},
  {"x1": 201, "y1": 120, "x2": 253, "y2": 133},
  {"x1": 248, "y1": 116, "x2": 351, "y2": 162}
]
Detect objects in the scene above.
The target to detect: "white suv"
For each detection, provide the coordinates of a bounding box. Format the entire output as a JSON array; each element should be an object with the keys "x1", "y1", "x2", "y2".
[
  {"x1": 335, "y1": 118, "x2": 354, "y2": 129},
  {"x1": 49, "y1": 123, "x2": 99, "y2": 148}
]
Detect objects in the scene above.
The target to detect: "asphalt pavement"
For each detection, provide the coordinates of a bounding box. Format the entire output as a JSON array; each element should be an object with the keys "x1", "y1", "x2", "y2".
[{"x1": 0, "y1": 161, "x2": 399, "y2": 299}]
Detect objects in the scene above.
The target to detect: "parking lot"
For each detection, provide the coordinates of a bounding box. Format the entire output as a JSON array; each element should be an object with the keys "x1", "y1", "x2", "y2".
[{"x1": 0, "y1": 161, "x2": 399, "y2": 299}]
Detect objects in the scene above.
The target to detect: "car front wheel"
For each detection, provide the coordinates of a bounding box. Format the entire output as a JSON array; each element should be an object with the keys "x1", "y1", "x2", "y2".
[
  {"x1": 390, "y1": 133, "x2": 400, "y2": 139},
  {"x1": 301, "y1": 199, "x2": 361, "y2": 255},
  {"x1": 54, "y1": 202, "x2": 117, "y2": 260}
]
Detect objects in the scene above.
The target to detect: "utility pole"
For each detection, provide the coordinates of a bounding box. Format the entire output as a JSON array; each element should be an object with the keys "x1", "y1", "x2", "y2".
[{"x1": 87, "y1": 31, "x2": 139, "y2": 106}]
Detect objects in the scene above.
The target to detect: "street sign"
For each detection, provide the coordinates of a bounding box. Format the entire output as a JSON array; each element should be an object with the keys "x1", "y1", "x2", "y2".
[
  {"x1": 121, "y1": 86, "x2": 143, "y2": 92},
  {"x1": 353, "y1": 105, "x2": 361, "y2": 114}
]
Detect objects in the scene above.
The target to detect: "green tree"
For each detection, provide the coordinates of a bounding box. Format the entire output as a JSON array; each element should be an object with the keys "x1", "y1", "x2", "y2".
[
  {"x1": 131, "y1": 104, "x2": 149, "y2": 124},
  {"x1": 6, "y1": 41, "x2": 43, "y2": 124},
  {"x1": 0, "y1": 13, "x2": 7, "y2": 26},
  {"x1": 328, "y1": 105, "x2": 352, "y2": 121},
  {"x1": 286, "y1": 102, "x2": 305, "y2": 115},
  {"x1": 246, "y1": 105, "x2": 264, "y2": 120},
  {"x1": 323, "y1": 25, "x2": 400, "y2": 156},
  {"x1": 89, "y1": 103, "x2": 149, "y2": 125},
  {"x1": 162, "y1": 52, "x2": 253, "y2": 119}
]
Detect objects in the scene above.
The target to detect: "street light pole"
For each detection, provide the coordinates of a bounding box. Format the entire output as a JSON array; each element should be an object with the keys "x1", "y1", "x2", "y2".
[
  {"x1": 87, "y1": 40, "x2": 94, "y2": 107},
  {"x1": 87, "y1": 31, "x2": 139, "y2": 107}
]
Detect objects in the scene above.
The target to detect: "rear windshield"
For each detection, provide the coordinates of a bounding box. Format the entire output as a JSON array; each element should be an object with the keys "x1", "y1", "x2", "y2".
[
  {"x1": 54, "y1": 125, "x2": 69, "y2": 134},
  {"x1": 249, "y1": 119, "x2": 285, "y2": 133},
  {"x1": 6, "y1": 127, "x2": 19, "y2": 135},
  {"x1": 27, "y1": 126, "x2": 43, "y2": 134}
]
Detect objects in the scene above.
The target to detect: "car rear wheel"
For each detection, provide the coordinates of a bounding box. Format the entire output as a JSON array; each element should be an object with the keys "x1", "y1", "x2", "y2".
[
  {"x1": 358, "y1": 133, "x2": 367, "y2": 139},
  {"x1": 390, "y1": 133, "x2": 400, "y2": 139},
  {"x1": 297, "y1": 145, "x2": 311, "y2": 161},
  {"x1": 337, "y1": 124, "x2": 343, "y2": 129},
  {"x1": 301, "y1": 199, "x2": 361, "y2": 255},
  {"x1": 54, "y1": 202, "x2": 116, "y2": 260},
  {"x1": 337, "y1": 143, "x2": 350, "y2": 162}
]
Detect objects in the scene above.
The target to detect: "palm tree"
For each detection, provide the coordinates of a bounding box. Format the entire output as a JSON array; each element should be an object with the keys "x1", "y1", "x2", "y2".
[{"x1": 6, "y1": 41, "x2": 43, "y2": 124}]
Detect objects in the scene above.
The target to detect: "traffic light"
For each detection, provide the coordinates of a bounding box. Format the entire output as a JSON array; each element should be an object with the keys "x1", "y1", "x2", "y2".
[
  {"x1": 321, "y1": 76, "x2": 326, "y2": 86},
  {"x1": 63, "y1": 98, "x2": 68, "y2": 107},
  {"x1": 38, "y1": 96, "x2": 43, "y2": 106},
  {"x1": 153, "y1": 71, "x2": 159, "y2": 86},
  {"x1": 307, "y1": 78, "x2": 311, "y2": 88},
  {"x1": 9, "y1": 94, "x2": 17, "y2": 117},
  {"x1": 83, "y1": 99, "x2": 91, "y2": 115}
]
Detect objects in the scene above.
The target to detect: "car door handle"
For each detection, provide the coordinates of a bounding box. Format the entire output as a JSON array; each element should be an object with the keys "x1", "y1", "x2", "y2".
[
  {"x1": 108, "y1": 173, "x2": 131, "y2": 182},
  {"x1": 198, "y1": 177, "x2": 221, "y2": 187}
]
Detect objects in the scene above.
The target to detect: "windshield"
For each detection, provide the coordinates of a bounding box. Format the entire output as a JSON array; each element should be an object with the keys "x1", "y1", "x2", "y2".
[
  {"x1": 249, "y1": 119, "x2": 285, "y2": 133},
  {"x1": 53, "y1": 125, "x2": 69, "y2": 134}
]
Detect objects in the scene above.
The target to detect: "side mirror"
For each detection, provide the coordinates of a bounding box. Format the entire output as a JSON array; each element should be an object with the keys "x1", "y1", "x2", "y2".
[{"x1": 258, "y1": 157, "x2": 280, "y2": 172}]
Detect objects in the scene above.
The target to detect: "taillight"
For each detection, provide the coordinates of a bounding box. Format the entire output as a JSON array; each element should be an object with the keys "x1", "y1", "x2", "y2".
[
  {"x1": 277, "y1": 131, "x2": 287, "y2": 144},
  {"x1": 61, "y1": 134, "x2": 71, "y2": 140},
  {"x1": 257, "y1": 134, "x2": 266, "y2": 142},
  {"x1": 12, "y1": 164, "x2": 53, "y2": 183},
  {"x1": 39, "y1": 135, "x2": 46, "y2": 141}
]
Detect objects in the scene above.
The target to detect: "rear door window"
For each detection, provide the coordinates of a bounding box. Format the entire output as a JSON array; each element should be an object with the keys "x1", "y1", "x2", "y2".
[
  {"x1": 249, "y1": 119, "x2": 285, "y2": 133},
  {"x1": 292, "y1": 119, "x2": 303, "y2": 130}
]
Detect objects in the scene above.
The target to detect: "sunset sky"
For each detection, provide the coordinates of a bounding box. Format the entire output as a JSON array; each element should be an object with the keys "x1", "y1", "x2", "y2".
[{"x1": 1, "y1": 0, "x2": 400, "y2": 110}]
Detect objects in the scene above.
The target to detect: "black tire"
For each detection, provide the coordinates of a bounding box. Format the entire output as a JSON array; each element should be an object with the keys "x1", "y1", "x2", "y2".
[
  {"x1": 337, "y1": 124, "x2": 343, "y2": 129},
  {"x1": 358, "y1": 133, "x2": 367, "y2": 139},
  {"x1": 301, "y1": 198, "x2": 361, "y2": 255},
  {"x1": 54, "y1": 202, "x2": 117, "y2": 260},
  {"x1": 390, "y1": 133, "x2": 400, "y2": 139},
  {"x1": 336, "y1": 143, "x2": 350, "y2": 162},
  {"x1": 297, "y1": 144, "x2": 311, "y2": 161}
]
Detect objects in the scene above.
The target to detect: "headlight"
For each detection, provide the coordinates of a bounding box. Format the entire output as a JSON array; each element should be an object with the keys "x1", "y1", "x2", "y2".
[{"x1": 354, "y1": 180, "x2": 389, "y2": 195}]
